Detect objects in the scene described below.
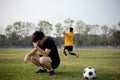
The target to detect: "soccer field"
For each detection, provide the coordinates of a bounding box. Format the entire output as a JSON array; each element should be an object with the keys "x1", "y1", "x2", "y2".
[{"x1": 0, "y1": 48, "x2": 120, "y2": 80}]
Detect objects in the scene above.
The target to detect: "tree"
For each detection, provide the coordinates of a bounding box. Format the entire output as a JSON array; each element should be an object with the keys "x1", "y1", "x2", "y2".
[
  {"x1": 0, "y1": 27, "x2": 3, "y2": 34},
  {"x1": 54, "y1": 23, "x2": 63, "y2": 47},
  {"x1": 86, "y1": 35, "x2": 99, "y2": 46},
  {"x1": 37, "y1": 20, "x2": 52, "y2": 36},
  {"x1": 9, "y1": 32, "x2": 21, "y2": 46},
  {"x1": 54, "y1": 23, "x2": 63, "y2": 37},
  {"x1": 88, "y1": 24, "x2": 100, "y2": 46},
  {"x1": 5, "y1": 21, "x2": 35, "y2": 47},
  {"x1": 83, "y1": 24, "x2": 92, "y2": 46},
  {"x1": 75, "y1": 20, "x2": 85, "y2": 34},
  {"x1": 13, "y1": 21, "x2": 35, "y2": 37},
  {"x1": 90, "y1": 24, "x2": 100, "y2": 34},
  {"x1": 0, "y1": 34, "x2": 6, "y2": 47},
  {"x1": 64, "y1": 18, "x2": 74, "y2": 27},
  {"x1": 101, "y1": 25, "x2": 109, "y2": 36},
  {"x1": 101, "y1": 25, "x2": 110, "y2": 46},
  {"x1": 6, "y1": 21, "x2": 24, "y2": 38},
  {"x1": 108, "y1": 25, "x2": 118, "y2": 37},
  {"x1": 118, "y1": 22, "x2": 120, "y2": 29},
  {"x1": 5, "y1": 25, "x2": 12, "y2": 37},
  {"x1": 84, "y1": 24, "x2": 91, "y2": 34},
  {"x1": 110, "y1": 30, "x2": 120, "y2": 46},
  {"x1": 74, "y1": 34, "x2": 83, "y2": 46},
  {"x1": 21, "y1": 22, "x2": 35, "y2": 37}
]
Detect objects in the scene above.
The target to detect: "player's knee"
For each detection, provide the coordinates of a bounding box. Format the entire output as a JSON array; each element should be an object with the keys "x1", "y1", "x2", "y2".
[{"x1": 39, "y1": 57, "x2": 52, "y2": 65}]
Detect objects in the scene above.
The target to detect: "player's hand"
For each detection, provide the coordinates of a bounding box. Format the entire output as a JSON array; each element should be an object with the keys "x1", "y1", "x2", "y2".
[
  {"x1": 33, "y1": 41, "x2": 38, "y2": 48},
  {"x1": 65, "y1": 28, "x2": 69, "y2": 30},
  {"x1": 23, "y1": 54, "x2": 30, "y2": 64}
]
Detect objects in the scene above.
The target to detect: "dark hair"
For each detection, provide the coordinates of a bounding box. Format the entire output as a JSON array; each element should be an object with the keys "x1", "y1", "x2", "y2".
[
  {"x1": 32, "y1": 31, "x2": 45, "y2": 42},
  {"x1": 70, "y1": 27, "x2": 73, "y2": 32}
]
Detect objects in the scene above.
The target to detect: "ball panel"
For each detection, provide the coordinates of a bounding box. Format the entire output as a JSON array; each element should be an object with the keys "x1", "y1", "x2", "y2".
[
  {"x1": 83, "y1": 70, "x2": 86, "y2": 74},
  {"x1": 95, "y1": 70, "x2": 96, "y2": 73},
  {"x1": 85, "y1": 77, "x2": 88, "y2": 79},
  {"x1": 88, "y1": 67, "x2": 92, "y2": 69},
  {"x1": 89, "y1": 71, "x2": 93, "y2": 76}
]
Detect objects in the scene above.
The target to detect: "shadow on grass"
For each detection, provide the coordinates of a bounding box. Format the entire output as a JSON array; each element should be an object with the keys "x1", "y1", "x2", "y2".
[{"x1": 55, "y1": 70, "x2": 82, "y2": 78}]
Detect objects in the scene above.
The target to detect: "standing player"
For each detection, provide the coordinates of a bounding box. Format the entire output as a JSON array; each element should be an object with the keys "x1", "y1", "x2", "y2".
[
  {"x1": 63, "y1": 27, "x2": 79, "y2": 58},
  {"x1": 24, "y1": 31, "x2": 60, "y2": 75}
]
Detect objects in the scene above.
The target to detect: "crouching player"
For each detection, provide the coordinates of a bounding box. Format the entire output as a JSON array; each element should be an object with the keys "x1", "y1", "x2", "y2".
[{"x1": 24, "y1": 31, "x2": 60, "y2": 75}]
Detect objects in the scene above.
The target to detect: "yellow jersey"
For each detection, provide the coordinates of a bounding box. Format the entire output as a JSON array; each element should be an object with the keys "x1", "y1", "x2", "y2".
[{"x1": 64, "y1": 31, "x2": 73, "y2": 46}]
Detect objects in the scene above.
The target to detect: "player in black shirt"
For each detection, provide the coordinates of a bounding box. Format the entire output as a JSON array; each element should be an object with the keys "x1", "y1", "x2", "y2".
[{"x1": 24, "y1": 31, "x2": 60, "y2": 75}]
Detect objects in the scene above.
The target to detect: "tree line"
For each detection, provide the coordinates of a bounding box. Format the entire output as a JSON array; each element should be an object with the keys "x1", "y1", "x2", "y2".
[{"x1": 0, "y1": 18, "x2": 120, "y2": 48}]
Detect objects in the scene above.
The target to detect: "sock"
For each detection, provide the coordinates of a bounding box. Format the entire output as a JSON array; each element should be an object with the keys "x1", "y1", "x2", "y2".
[
  {"x1": 63, "y1": 50, "x2": 67, "y2": 56},
  {"x1": 50, "y1": 68, "x2": 54, "y2": 71},
  {"x1": 70, "y1": 52, "x2": 76, "y2": 56},
  {"x1": 39, "y1": 66, "x2": 45, "y2": 70}
]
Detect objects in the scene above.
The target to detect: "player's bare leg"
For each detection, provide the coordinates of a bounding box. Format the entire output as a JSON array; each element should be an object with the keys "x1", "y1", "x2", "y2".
[
  {"x1": 39, "y1": 57, "x2": 54, "y2": 75},
  {"x1": 30, "y1": 54, "x2": 47, "y2": 73},
  {"x1": 30, "y1": 54, "x2": 40, "y2": 67}
]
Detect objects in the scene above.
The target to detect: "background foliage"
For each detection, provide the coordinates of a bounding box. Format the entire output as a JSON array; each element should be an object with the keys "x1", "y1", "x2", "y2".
[{"x1": 0, "y1": 18, "x2": 120, "y2": 48}]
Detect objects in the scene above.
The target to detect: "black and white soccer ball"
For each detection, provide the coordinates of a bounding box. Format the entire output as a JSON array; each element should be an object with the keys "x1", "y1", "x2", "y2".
[{"x1": 83, "y1": 67, "x2": 96, "y2": 80}]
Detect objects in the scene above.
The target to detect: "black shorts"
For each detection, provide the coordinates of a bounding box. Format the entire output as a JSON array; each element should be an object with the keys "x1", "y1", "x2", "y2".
[{"x1": 64, "y1": 46, "x2": 73, "y2": 51}]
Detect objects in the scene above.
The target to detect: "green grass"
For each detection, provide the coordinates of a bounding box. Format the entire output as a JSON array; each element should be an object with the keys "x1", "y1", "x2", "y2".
[{"x1": 0, "y1": 48, "x2": 120, "y2": 80}]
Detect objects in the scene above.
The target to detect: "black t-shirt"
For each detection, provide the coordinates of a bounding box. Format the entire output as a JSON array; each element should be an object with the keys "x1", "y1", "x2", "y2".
[{"x1": 38, "y1": 37, "x2": 60, "y2": 69}]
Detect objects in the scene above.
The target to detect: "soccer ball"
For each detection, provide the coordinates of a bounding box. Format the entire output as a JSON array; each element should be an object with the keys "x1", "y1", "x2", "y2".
[{"x1": 83, "y1": 67, "x2": 96, "y2": 80}]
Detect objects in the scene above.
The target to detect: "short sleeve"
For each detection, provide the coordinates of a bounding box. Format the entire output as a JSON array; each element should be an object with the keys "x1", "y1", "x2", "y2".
[{"x1": 45, "y1": 38, "x2": 55, "y2": 50}]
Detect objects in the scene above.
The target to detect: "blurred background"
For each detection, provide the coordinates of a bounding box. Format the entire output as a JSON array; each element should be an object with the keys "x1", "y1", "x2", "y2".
[{"x1": 0, "y1": 0, "x2": 120, "y2": 48}]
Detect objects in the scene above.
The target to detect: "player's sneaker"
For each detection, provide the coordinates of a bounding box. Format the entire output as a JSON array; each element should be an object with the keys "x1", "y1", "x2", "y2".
[
  {"x1": 76, "y1": 54, "x2": 79, "y2": 58},
  {"x1": 64, "y1": 56, "x2": 68, "y2": 58},
  {"x1": 49, "y1": 70, "x2": 55, "y2": 75},
  {"x1": 35, "y1": 69, "x2": 47, "y2": 73}
]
